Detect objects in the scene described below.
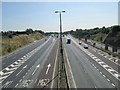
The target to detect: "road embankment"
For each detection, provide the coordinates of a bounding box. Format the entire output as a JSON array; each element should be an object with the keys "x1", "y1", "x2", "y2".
[{"x1": 1, "y1": 33, "x2": 45, "y2": 57}]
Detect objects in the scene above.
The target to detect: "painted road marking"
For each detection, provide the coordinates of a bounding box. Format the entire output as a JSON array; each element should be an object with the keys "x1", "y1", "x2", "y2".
[
  {"x1": 51, "y1": 47, "x2": 59, "y2": 88},
  {"x1": 102, "y1": 64, "x2": 109, "y2": 68},
  {"x1": 2, "y1": 71, "x2": 14, "y2": 76},
  {"x1": 32, "y1": 64, "x2": 40, "y2": 75},
  {"x1": 15, "y1": 83, "x2": 19, "y2": 87},
  {"x1": 38, "y1": 79, "x2": 50, "y2": 87},
  {"x1": 0, "y1": 38, "x2": 51, "y2": 84},
  {"x1": 46, "y1": 64, "x2": 51, "y2": 74},
  {"x1": 16, "y1": 65, "x2": 27, "y2": 76},
  {"x1": 34, "y1": 78, "x2": 38, "y2": 84},
  {"x1": 64, "y1": 48, "x2": 77, "y2": 88},
  {"x1": 70, "y1": 37, "x2": 120, "y2": 81},
  {"x1": 5, "y1": 67, "x2": 10, "y2": 71}
]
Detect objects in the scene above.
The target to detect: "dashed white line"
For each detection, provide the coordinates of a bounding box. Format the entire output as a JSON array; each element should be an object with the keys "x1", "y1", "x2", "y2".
[
  {"x1": 19, "y1": 79, "x2": 22, "y2": 83},
  {"x1": 103, "y1": 75, "x2": 106, "y2": 77},
  {"x1": 111, "y1": 83, "x2": 115, "y2": 87},
  {"x1": 34, "y1": 78, "x2": 38, "y2": 84},
  {"x1": 100, "y1": 72, "x2": 102, "y2": 74},
  {"x1": 23, "y1": 75, "x2": 25, "y2": 78},
  {"x1": 15, "y1": 83, "x2": 18, "y2": 87}
]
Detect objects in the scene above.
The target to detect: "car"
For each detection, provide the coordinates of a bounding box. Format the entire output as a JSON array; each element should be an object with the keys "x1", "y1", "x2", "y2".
[
  {"x1": 84, "y1": 44, "x2": 89, "y2": 49},
  {"x1": 79, "y1": 42, "x2": 82, "y2": 45}
]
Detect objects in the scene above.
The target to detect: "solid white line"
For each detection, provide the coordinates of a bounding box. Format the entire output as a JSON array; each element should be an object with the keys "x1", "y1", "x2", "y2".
[
  {"x1": 71, "y1": 37, "x2": 120, "y2": 81},
  {"x1": 64, "y1": 48, "x2": 77, "y2": 88},
  {"x1": 51, "y1": 46, "x2": 59, "y2": 88},
  {"x1": 0, "y1": 38, "x2": 52, "y2": 84}
]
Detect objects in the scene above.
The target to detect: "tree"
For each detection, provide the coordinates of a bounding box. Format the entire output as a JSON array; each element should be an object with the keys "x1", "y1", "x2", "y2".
[{"x1": 26, "y1": 28, "x2": 33, "y2": 34}]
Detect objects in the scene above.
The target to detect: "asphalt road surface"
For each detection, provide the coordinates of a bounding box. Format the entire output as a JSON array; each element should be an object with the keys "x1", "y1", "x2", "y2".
[
  {"x1": 63, "y1": 35, "x2": 119, "y2": 88},
  {"x1": 0, "y1": 36, "x2": 59, "y2": 89},
  {"x1": 0, "y1": 35, "x2": 119, "y2": 89}
]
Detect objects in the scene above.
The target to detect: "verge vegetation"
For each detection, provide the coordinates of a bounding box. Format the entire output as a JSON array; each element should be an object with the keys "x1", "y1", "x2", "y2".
[{"x1": 1, "y1": 29, "x2": 45, "y2": 57}]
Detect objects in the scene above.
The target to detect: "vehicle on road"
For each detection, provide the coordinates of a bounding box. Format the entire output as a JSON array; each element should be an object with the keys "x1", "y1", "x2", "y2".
[
  {"x1": 66, "y1": 39, "x2": 71, "y2": 44},
  {"x1": 79, "y1": 42, "x2": 82, "y2": 45},
  {"x1": 84, "y1": 44, "x2": 89, "y2": 49}
]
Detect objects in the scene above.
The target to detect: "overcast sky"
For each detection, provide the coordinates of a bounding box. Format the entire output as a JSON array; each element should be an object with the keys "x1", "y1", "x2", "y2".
[{"x1": 2, "y1": 1, "x2": 118, "y2": 32}]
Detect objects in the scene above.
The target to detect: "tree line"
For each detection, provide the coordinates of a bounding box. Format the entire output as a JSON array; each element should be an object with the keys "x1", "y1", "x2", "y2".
[
  {"x1": 1, "y1": 28, "x2": 45, "y2": 38},
  {"x1": 64, "y1": 25, "x2": 120, "y2": 49}
]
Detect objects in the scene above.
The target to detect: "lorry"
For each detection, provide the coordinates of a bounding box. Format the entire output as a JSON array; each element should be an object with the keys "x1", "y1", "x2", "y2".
[{"x1": 67, "y1": 39, "x2": 71, "y2": 44}]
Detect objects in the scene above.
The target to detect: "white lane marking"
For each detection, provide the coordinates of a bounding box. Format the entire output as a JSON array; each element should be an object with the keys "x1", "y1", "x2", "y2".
[
  {"x1": 10, "y1": 64, "x2": 15, "y2": 67},
  {"x1": 21, "y1": 57, "x2": 24, "y2": 60},
  {"x1": 107, "y1": 79, "x2": 110, "y2": 82},
  {"x1": 3, "y1": 71, "x2": 14, "y2": 76},
  {"x1": 71, "y1": 37, "x2": 120, "y2": 81},
  {"x1": 95, "y1": 58, "x2": 100, "y2": 62},
  {"x1": 107, "y1": 69, "x2": 115, "y2": 72},
  {"x1": 111, "y1": 83, "x2": 115, "y2": 87},
  {"x1": 64, "y1": 48, "x2": 77, "y2": 88},
  {"x1": 51, "y1": 47, "x2": 58, "y2": 88},
  {"x1": 32, "y1": 64, "x2": 40, "y2": 75},
  {"x1": 15, "y1": 83, "x2": 19, "y2": 87},
  {"x1": 0, "y1": 71, "x2": 4, "y2": 76},
  {"x1": 98, "y1": 62, "x2": 105, "y2": 65},
  {"x1": 0, "y1": 37, "x2": 52, "y2": 83},
  {"x1": 1, "y1": 81, "x2": 13, "y2": 88},
  {"x1": 102, "y1": 64, "x2": 109, "y2": 68},
  {"x1": 34, "y1": 78, "x2": 38, "y2": 84},
  {"x1": 103, "y1": 75, "x2": 106, "y2": 77},
  {"x1": 23, "y1": 56, "x2": 26, "y2": 58},
  {"x1": 23, "y1": 75, "x2": 25, "y2": 78},
  {"x1": 0, "y1": 76, "x2": 8, "y2": 81},
  {"x1": 8, "y1": 67, "x2": 18, "y2": 71},
  {"x1": 92, "y1": 56, "x2": 98, "y2": 59},
  {"x1": 19, "y1": 79, "x2": 22, "y2": 82},
  {"x1": 100, "y1": 72, "x2": 102, "y2": 74},
  {"x1": 5, "y1": 67, "x2": 10, "y2": 71},
  {"x1": 14, "y1": 62, "x2": 18, "y2": 64},
  {"x1": 18, "y1": 59, "x2": 21, "y2": 62},
  {"x1": 16, "y1": 65, "x2": 27, "y2": 76},
  {"x1": 46, "y1": 64, "x2": 51, "y2": 74}
]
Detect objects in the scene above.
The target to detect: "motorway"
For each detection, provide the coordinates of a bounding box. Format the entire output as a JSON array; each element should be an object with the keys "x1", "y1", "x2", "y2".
[
  {"x1": 0, "y1": 36, "x2": 59, "y2": 89},
  {"x1": 0, "y1": 35, "x2": 119, "y2": 89},
  {"x1": 63, "y1": 35, "x2": 119, "y2": 88}
]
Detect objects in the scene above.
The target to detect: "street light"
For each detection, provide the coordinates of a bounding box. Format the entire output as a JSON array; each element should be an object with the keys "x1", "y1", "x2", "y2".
[{"x1": 55, "y1": 10, "x2": 65, "y2": 54}]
